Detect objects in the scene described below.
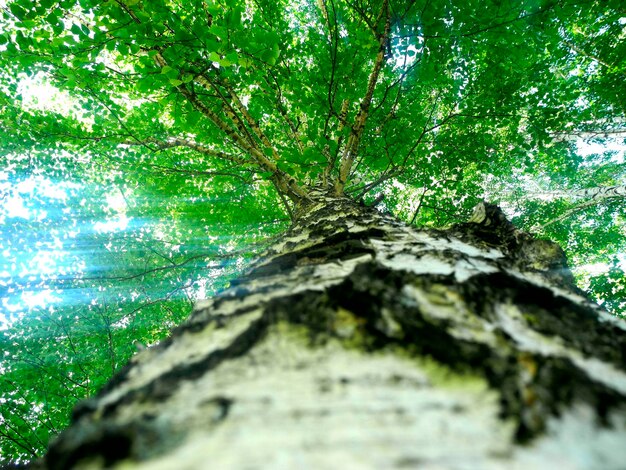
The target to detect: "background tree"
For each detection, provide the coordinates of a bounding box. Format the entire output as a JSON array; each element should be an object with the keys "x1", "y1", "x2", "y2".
[{"x1": 0, "y1": 0, "x2": 624, "y2": 464}]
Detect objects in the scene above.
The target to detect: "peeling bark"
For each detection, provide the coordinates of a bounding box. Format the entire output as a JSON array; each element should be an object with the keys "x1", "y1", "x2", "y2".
[{"x1": 37, "y1": 189, "x2": 626, "y2": 470}]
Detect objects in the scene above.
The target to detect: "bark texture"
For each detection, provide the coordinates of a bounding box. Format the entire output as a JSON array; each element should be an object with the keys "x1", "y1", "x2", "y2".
[{"x1": 41, "y1": 188, "x2": 626, "y2": 469}]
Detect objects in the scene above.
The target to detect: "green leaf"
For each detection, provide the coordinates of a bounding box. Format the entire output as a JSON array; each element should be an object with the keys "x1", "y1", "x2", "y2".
[
  {"x1": 226, "y1": 51, "x2": 238, "y2": 64},
  {"x1": 9, "y1": 3, "x2": 28, "y2": 21},
  {"x1": 226, "y1": 8, "x2": 242, "y2": 28},
  {"x1": 209, "y1": 25, "x2": 227, "y2": 40},
  {"x1": 302, "y1": 147, "x2": 325, "y2": 163},
  {"x1": 238, "y1": 56, "x2": 253, "y2": 68}
]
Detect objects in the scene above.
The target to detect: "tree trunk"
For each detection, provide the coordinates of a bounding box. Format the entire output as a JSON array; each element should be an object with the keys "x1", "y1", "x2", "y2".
[{"x1": 40, "y1": 188, "x2": 626, "y2": 469}]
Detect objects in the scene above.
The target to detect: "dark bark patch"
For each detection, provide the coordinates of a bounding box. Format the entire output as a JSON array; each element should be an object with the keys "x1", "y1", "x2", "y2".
[
  {"x1": 198, "y1": 396, "x2": 234, "y2": 423},
  {"x1": 100, "y1": 315, "x2": 268, "y2": 418},
  {"x1": 54, "y1": 324, "x2": 258, "y2": 466},
  {"x1": 248, "y1": 229, "x2": 382, "y2": 280},
  {"x1": 394, "y1": 456, "x2": 426, "y2": 467},
  {"x1": 273, "y1": 260, "x2": 626, "y2": 443},
  {"x1": 46, "y1": 422, "x2": 133, "y2": 470},
  {"x1": 463, "y1": 273, "x2": 626, "y2": 371}
]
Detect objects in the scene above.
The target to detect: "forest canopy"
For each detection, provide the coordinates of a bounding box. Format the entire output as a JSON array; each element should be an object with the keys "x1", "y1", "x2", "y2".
[{"x1": 0, "y1": 0, "x2": 625, "y2": 463}]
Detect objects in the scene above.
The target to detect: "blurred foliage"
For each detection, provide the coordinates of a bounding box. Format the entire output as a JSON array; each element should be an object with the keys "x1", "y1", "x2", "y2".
[{"x1": 0, "y1": 0, "x2": 624, "y2": 463}]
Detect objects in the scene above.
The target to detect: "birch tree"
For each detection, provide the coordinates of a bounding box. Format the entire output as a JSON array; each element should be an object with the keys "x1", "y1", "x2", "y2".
[{"x1": 0, "y1": 0, "x2": 625, "y2": 466}]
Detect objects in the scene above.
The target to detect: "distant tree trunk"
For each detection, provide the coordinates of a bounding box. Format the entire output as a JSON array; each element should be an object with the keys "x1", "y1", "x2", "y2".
[{"x1": 39, "y1": 187, "x2": 626, "y2": 470}]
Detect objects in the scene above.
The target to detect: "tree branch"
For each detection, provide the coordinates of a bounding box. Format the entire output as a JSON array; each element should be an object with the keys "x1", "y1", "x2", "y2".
[
  {"x1": 264, "y1": 71, "x2": 305, "y2": 153},
  {"x1": 111, "y1": 0, "x2": 308, "y2": 202},
  {"x1": 335, "y1": 0, "x2": 391, "y2": 194}
]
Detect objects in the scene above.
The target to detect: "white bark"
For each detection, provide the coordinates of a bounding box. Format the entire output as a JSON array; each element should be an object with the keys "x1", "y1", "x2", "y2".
[
  {"x1": 41, "y1": 190, "x2": 626, "y2": 470},
  {"x1": 526, "y1": 185, "x2": 626, "y2": 203},
  {"x1": 530, "y1": 185, "x2": 625, "y2": 230}
]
